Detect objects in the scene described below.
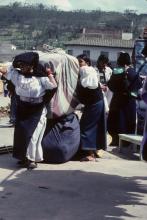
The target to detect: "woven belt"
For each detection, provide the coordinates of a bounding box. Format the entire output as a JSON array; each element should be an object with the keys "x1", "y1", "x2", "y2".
[{"x1": 20, "y1": 96, "x2": 43, "y2": 104}]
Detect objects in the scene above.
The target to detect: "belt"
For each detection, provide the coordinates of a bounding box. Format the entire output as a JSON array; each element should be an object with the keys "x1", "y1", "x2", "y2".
[{"x1": 20, "y1": 96, "x2": 43, "y2": 104}]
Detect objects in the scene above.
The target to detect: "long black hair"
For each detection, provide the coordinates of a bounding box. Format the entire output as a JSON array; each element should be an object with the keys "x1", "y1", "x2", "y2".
[
  {"x1": 77, "y1": 54, "x2": 91, "y2": 66},
  {"x1": 117, "y1": 52, "x2": 131, "y2": 66}
]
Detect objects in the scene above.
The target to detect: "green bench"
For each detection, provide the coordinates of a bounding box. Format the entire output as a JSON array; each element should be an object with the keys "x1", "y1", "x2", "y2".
[{"x1": 118, "y1": 134, "x2": 143, "y2": 160}]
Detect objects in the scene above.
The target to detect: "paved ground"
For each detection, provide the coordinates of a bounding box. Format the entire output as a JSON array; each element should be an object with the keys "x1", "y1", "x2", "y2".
[{"x1": 0, "y1": 94, "x2": 147, "y2": 220}]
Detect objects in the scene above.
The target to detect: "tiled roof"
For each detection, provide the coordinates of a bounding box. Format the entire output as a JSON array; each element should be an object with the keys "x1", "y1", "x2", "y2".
[{"x1": 64, "y1": 37, "x2": 134, "y2": 49}]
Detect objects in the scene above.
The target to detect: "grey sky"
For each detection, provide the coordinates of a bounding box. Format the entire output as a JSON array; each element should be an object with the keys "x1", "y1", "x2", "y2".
[{"x1": 0, "y1": 0, "x2": 147, "y2": 14}]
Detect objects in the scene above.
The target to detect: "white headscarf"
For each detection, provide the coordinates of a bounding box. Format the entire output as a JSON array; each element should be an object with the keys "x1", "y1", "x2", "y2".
[{"x1": 80, "y1": 65, "x2": 99, "y2": 89}]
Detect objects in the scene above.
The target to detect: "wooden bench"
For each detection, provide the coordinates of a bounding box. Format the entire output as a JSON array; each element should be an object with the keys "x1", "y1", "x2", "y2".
[{"x1": 118, "y1": 134, "x2": 143, "y2": 160}]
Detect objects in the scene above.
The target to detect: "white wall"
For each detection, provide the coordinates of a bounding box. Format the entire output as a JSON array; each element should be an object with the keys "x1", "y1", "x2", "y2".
[
  {"x1": 66, "y1": 45, "x2": 133, "y2": 64},
  {"x1": 122, "y1": 33, "x2": 133, "y2": 40}
]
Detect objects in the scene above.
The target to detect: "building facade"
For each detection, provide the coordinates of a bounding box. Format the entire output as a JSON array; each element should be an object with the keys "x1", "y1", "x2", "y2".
[{"x1": 64, "y1": 37, "x2": 134, "y2": 66}]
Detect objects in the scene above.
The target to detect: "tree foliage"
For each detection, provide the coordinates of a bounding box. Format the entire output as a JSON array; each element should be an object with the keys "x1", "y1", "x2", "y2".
[{"x1": 0, "y1": 3, "x2": 146, "y2": 49}]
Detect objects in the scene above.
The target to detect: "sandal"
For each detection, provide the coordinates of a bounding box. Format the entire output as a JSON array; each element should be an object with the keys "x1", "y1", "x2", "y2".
[
  {"x1": 95, "y1": 149, "x2": 105, "y2": 158},
  {"x1": 80, "y1": 150, "x2": 96, "y2": 162},
  {"x1": 80, "y1": 155, "x2": 96, "y2": 162},
  {"x1": 17, "y1": 159, "x2": 28, "y2": 167}
]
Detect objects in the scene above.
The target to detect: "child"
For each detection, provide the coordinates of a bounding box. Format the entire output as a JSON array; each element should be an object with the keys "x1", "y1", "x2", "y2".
[
  {"x1": 0, "y1": 52, "x2": 57, "y2": 169},
  {"x1": 97, "y1": 54, "x2": 113, "y2": 112}
]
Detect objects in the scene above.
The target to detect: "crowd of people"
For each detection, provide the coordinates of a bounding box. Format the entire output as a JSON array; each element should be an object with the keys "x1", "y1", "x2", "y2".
[{"x1": 0, "y1": 43, "x2": 147, "y2": 169}]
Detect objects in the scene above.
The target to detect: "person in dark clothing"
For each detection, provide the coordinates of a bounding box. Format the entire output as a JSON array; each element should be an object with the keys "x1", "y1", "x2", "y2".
[
  {"x1": 141, "y1": 76, "x2": 147, "y2": 161},
  {"x1": 0, "y1": 52, "x2": 57, "y2": 169},
  {"x1": 77, "y1": 54, "x2": 106, "y2": 161},
  {"x1": 41, "y1": 51, "x2": 80, "y2": 164},
  {"x1": 107, "y1": 52, "x2": 142, "y2": 146},
  {"x1": 96, "y1": 54, "x2": 113, "y2": 113}
]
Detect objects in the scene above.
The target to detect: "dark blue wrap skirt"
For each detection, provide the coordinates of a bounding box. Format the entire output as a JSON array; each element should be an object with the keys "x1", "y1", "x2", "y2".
[
  {"x1": 80, "y1": 99, "x2": 107, "y2": 151},
  {"x1": 13, "y1": 100, "x2": 44, "y2": 161},
  {"x1": 141, "y1": 111, "x2": 147, "y2": 161}
]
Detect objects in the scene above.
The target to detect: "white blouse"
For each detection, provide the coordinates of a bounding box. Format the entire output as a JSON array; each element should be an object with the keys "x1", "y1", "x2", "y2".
[
  {"x1": 104, "y1": 66, "x2": 112, "y2": 82},
  {"x1": 5, "y1": 66, "x2": 57, "y2": 98},
  {"x1": 80, "y1": 66, "x2": 99, "y2": 89}
]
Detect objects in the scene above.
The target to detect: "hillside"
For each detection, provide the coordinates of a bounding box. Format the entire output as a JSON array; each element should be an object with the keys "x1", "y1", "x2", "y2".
[{"x1": 0, "y1": 3, "x2": 147, "y2": 49}]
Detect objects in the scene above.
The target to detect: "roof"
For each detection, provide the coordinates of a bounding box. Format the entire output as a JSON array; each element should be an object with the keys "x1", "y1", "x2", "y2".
[{"x1": 64, "y1": 37, "x2": 134, "y2": 49}]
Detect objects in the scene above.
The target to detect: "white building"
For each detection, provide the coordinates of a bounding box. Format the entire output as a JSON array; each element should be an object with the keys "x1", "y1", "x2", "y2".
[{"x1": 64, "y1": 36, "x2": 134, "y2": 65}]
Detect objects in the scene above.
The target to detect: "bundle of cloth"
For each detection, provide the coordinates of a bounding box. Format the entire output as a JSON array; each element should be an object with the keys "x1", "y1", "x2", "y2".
[{"x1": 37, "y1": 50, "x2": 80, "y2": 163}]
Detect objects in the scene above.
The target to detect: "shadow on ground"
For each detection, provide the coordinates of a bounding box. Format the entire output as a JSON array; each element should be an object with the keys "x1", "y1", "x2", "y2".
[
  {"x1": 0, "y1": 158, "x2": 147, "y2": 220},
  {"x1": 107, "y1": 146, "x2": 141, "y2": 161}
]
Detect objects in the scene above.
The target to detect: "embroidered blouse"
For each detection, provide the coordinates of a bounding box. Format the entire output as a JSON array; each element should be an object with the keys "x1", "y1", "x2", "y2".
[{"x1": 5, "y1": 66, "x2": 57, "y2": 98}]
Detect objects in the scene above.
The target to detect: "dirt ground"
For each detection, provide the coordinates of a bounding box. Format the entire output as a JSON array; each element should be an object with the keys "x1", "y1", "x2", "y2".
[
  {"x1": 0, "y1": 106, "x2": 9, "y2": 118},
  {"x1": 0, "y1": 80, "x2": 3, "y2": 93},
  {"x1": 0, "y1": 91, "x2": 9, "y2": 118}
]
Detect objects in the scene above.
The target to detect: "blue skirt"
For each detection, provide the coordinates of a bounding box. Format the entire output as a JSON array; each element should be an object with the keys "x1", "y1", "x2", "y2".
[
  {"x1": 80, "y1": 99, "x2": 107, "y2": 151},
  {"x1": 141, "y1": 112, "x2": 147, "y2": 161},
  {"x1": 13, "y1": 101, "x2": 44, "y2": 161}
]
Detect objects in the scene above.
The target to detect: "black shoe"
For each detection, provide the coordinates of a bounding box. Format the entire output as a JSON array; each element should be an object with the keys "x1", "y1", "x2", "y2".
[
  {"x1": 17, "y1": 159, "x2": 28, "y2": 167},
  {"x1": 27, "y1": 161, "x2": 37, "y2": 170},
  {"x1": 109, "y1": 141, "x2": 119, "y2": 146}
]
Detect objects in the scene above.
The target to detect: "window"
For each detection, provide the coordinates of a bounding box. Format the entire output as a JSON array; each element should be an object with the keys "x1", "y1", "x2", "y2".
[
  {"x1": 100, "y1": 51, "x2": 109, "y2": 58},
  {"x1": 67, "y1": 50, "x2": 73, "y2": 55},
  {"x1": 83, "y1": 50, "x2": 90, "y2": 58}
]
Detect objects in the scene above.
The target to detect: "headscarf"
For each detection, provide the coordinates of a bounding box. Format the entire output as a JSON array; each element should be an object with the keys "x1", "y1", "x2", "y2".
[{"x1": 13, "y1": 52, "x2": 39, "y2": 69}]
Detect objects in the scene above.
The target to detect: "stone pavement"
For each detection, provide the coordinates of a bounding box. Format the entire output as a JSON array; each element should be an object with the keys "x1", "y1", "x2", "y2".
[
  {"x1": 0, "y1": 94, "x2": 147, "y2": 220},
  {"x1": 0, "y1": 154, "x2": 147, "y2": 220}
]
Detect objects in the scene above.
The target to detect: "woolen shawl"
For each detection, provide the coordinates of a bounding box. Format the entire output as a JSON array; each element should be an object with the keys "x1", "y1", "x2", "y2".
[{"x1": 37, "y1": 50, "x2": 80, "y2": 118}]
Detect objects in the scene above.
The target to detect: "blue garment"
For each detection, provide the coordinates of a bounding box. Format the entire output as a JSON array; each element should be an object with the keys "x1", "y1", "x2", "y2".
[
  {"x1": 80, "y1": 99, "x2": 107, "y2": 151},
  {"x1": 9, "y1": 94, "x2": 18, "y2": 124},
  {"x1": 141, "y1": 111, "x2": 147, "y2": 161},
  {"x1": 141, "y1": 77, "x2": 147, "y2": 161},
  {"x1": 108, "y1": 96, "x2": 136, "y2": 137},
  {"x1": 42, "y1": 113, "x2": 80, "y2": 163},
  {"x1": 13, "y1": 100, "x2": 44, "y2": 160},
  {"x1": 107, "y1": 66, "x2": 141, "y2": 145}
]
